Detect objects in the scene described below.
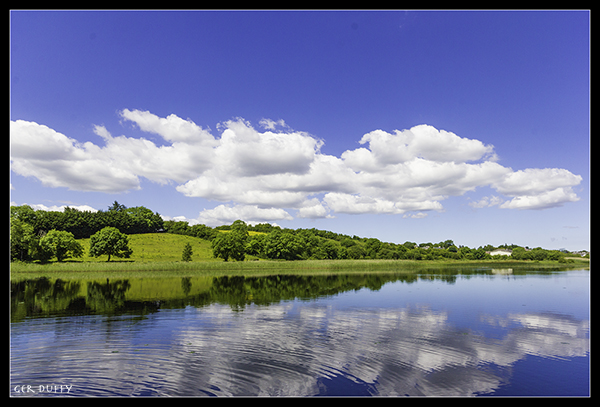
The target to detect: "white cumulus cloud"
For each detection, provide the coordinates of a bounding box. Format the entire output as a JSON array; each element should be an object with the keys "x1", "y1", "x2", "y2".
[
  {"x1": 119, "y1": 108, "x2": 218, "y2": 145},
  {"x1": 403, "y1": 212, "x2": 428, "y2": 219},
  {"x1": 15, "y1": 202, "x2": 99, "y2": 213},
  {"x1": 259, "y1": 118, "x2": 287, "y2": 130},
  {"x1": 492, "y1": 168, "x2": 582, "y2": 209},
  {"x1": 194, "y1": 204, "x2": 293, "y2": 226},
  {"x1": 348, "y1": 125, "x2": 496, "y2": 166},
  {"x1": 10, "y1": 111, "x2": 583, "y2": 224},
  {"x1": 296, "y1": 198, "x2": 333, "y2": 219},
  {"x1": 499, "y1": 187, "x2": 580, "y2": 210},
  {"x1": 469, "y1": 195, "x2": 504, "y2": 208},
  {"x1": 10, "y1": 120, "x2": 141, "y2": 192}
]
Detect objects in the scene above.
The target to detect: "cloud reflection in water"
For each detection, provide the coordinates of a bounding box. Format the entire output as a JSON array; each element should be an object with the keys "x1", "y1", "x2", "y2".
[
  {"x1": 165, "y1": 304, "x2": 588, "y2": 396},
  {"x1": 10, "y1": 272, "x2": 589, "y2": 396}
]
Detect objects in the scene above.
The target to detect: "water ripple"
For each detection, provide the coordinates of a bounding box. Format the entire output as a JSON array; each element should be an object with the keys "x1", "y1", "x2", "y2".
[{"x1": 11, "y1": 273, "x2": 590, "y2": 396}]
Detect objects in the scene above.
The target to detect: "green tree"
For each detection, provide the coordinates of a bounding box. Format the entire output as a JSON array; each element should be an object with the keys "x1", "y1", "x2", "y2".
[
  {"x1": 365, "y1": 238, "x2": 382, "y2": 259},
  {"x1": 108, "y1": 200, "x2": 127, "y2": 212},
  {"x1": 212, "y1": 232, "x2": 246, "y2": 261},
  {"x1": 472, "y1": 247, "x2": 491, "y2": 260},
  {"x1": 181, "y1": 243, "x2": 193, "y2": 262},
  {"x1": 39, "y1": 230, "x2": 84, "y2": 262},
  {"x1": 340, "y1": 238, "x2": 356, "y2": 248},
  {"x1": 246, "y1": 234, "x2": 266, "y2": 257},
  {"x1": 511, "y1": 247, "x2": 525, "y2": 260},
  {"x1": 510, "y1": 247, "x2": 534, "y2": 260},
  {"x1": 442, "y1": 240, "x2": 455, "y2": 249},
  {"x1": 529, "y1": 248, "x2": 548, "y2": 261},
  {"x1": 10, "y1": 217, "x2": 35, "y2": 261},
  {"x1": 347, "y1": 244, "x2": 366, "y2": 259},
  {"x1": 163, "y1": 220, "x2": 191, "y2": 235},
  {"x1": 547, "y1": 250, "x2": 564, "y2": 261},
  {"x1": 89, "y1": 227, "x2": 133, "y2": 262},
  {"x1": 403, "y1": 241, "x2": 417, "y2": 250},
  {"x1": 406, "y1": 248, "x2": 423, "y2": 260},
  {"x1": 264, "y1": 230, "x2": 305, "y2": 260},
  {"x1": 124, "y1": 206, "x2": 164, "y2": 234},
  {"x1": 320, "y1": 239, "x2": 341, "y2": 259},
  {"x1": 230, "y1": 219, "x2": 249, "y2": 237},
  {"x1": 458, "y1": 246, "x2": 472, "y2": 259},
  {"x1": 190, "y1": 224, "x2": 217, "y2": 240},
  {"x1": 212, "y1": 221, "x2": 249, "y2": 262},
  {"x1": 10, "y1": 205, "x2": 37, "y2": 225}
]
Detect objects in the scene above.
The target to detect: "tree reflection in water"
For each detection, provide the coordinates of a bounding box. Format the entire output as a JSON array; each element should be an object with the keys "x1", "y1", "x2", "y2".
[{"x1": 10, "y1": 269, "x2": 589, "y2": 396}]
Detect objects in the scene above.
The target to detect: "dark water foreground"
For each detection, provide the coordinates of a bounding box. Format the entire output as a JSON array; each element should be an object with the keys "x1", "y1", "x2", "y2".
[{"x1": 10, "y1": 268, "x2": 589, "y2": 397}]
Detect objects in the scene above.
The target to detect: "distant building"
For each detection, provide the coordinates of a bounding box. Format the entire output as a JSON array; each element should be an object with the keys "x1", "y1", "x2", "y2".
[{"x1": 487, "y1": 249, "x2": 512, "y2": 256}]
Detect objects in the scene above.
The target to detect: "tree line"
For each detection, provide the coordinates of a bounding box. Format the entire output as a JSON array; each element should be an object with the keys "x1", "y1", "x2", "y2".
[
  {"x1": 10, "y1": 201, "x2": 159, "y2": 262},
  {"x1": 11, "y1": 202, "x2": 574, "y2": 263},
  {"x1": 11, "y1": 201, "x2": 163, "y2": 239},
  {"x1": 14, "y1": 273, "x2": 463, "y2": 320},
  {"x1": 206, "y1": 221, "x2": 570, "y2": 262}
]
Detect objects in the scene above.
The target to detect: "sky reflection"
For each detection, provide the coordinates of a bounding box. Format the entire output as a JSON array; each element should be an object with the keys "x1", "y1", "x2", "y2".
[{"x1": 10, "y1": 270, "x2": 589, "y2": 396}]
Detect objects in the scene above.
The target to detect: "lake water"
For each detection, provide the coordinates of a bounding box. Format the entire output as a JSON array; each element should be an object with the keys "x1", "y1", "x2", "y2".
[{"x1": 11, "y1": 268, "x2": 589, "y2": 397}]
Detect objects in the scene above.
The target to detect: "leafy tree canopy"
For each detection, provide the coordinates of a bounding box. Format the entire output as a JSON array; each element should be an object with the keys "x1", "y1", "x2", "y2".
[
  {"x1": 89, "y1": 227, "x2": 133, "y2": 262},
  {"x1": 211, "y1": 220, "x2": 248, "y2": 262},
  {"x1": 39, "y1": 230, "x2": 84, "y2": 262}
]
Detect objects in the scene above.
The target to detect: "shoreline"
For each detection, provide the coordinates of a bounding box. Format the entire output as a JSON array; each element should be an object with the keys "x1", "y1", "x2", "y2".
[{"x1": 10, "y1": 258, "x2": 589, "y2": 280}]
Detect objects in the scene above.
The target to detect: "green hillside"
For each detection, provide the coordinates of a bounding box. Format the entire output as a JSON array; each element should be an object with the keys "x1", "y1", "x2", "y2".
[
  {"x1": 12, "y1": 201, "x2": 588, "y2": 266},
  {"x1": 77, "y1": 233, "x2": 219, "y2": 263}
]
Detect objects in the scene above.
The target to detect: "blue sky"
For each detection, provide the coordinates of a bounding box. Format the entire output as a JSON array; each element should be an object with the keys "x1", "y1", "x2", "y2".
[{"x1": 10, "y1": 10, "x2": 589, "y2": 250}]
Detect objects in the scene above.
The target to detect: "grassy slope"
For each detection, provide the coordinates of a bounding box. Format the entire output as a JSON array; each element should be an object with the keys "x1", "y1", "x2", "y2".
[{"x1": 77, "y1": 233, "x2": 218, "y2": 263}]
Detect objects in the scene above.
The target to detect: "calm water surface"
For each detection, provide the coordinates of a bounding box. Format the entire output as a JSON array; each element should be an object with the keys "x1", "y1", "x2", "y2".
[{"x1": 11, "y1": 268, "x2": 589, "y2": 397}]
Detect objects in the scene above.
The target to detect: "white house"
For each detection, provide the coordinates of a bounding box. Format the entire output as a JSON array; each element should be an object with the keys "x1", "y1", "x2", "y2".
[{"x1": 488, "y1": 249, "x2": 512, "y2": 256}]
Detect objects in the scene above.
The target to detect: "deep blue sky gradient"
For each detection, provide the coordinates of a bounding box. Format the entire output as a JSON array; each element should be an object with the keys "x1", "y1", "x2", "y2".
[{"x1": 10, "y1": 10, "x2": 589, "y2": 250}]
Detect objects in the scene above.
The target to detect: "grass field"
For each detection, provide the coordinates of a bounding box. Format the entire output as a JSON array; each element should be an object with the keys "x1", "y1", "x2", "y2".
[
  {"x1": 76, "y1": 233, "x2": 219, "y2": 263},
  {"x1": 11, "y1": 257, "x2": 589, "y2": 281},
  {"x1": 75, "y1": 232, "x2": 265, "y2": 263},
  {"x1": 10, "y1": 232, "x2": 589, "y2": 279}
]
